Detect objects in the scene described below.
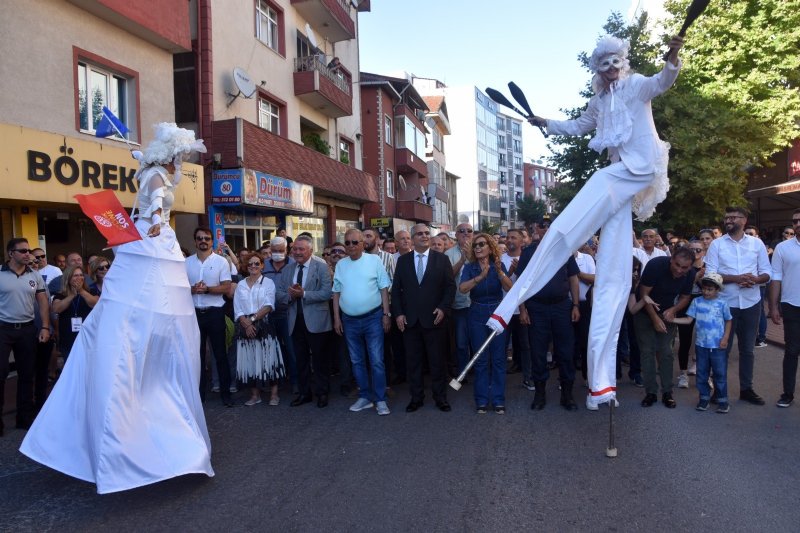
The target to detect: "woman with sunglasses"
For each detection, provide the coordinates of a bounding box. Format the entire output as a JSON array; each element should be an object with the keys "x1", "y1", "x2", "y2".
[
  {"x1": 50, "y1": 265, "x2": 98, "y2": 363},
  {"x1": 87, "y1": 255, "x2": 111, "y2": 297},
  {"x1": 459, "y1": 233, "x2": 513, "y2": 414},
  {"x1": 234, "y1": 253, "x2": 284, "y2": 407},
  {"x1": 22, "y1": 123, "x2": 215, "y2": 493}
]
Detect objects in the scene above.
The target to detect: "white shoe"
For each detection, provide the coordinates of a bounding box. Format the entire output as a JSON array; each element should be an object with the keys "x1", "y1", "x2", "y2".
[
  {"x1": 244, "y1": 397, "x2": 262, "y2": 406},
  {"x1": 687, "y1": 363, "x2": 696, "y2": 376},
  {"x1": 677, "y1": 373, "x2": 689, "y2": 389},
  {"x1": 376, "y1": 401, "x2": 390, "y2": 416},
  {"x1": 229, "y1": 386, "x2": 238, "y2": 393},
  {"x1": 349, "y1": 398, "x2": 374, "y2": 412}
]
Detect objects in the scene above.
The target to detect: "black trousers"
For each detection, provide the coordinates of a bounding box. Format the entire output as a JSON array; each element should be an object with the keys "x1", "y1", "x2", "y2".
[
  {"x1": 35, "y1": 338, "x2": 54, "y2": 410},
  {"x1": 196, "y1": 307, "x2": 231, "y2": 402},
  {"x1": 0, "y1": 323, "x2": 37, "y2": 425},
  {"x1": 292, "y1": 312, "x2": 330, "y2": 397},
  {"x1": 403, "y1": 323, "x2": 447, "y2": 403}
]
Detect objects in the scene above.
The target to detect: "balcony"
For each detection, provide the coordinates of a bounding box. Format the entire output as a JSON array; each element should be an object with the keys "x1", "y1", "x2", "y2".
[
  {"x1": 291, "y1": 0, "x2": 355, "y2": 42},
  {"x1": 294, "y1": 56, "x2": 352, "y2": 118},
  {"x1": 395, "y1": 148, "x2": 427, "y2": 176},
  {"x1": 396, "y1": 199, "x2": 433, "y2": 223}
]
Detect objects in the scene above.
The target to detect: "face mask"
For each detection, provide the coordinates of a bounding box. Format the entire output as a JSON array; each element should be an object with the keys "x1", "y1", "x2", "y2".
[
  {"x1": 598, "y1": 54, "x2": 624, "y2": 72},
  {"x1": 271, "y1": 253, "x2": 285, "y2": 262}
]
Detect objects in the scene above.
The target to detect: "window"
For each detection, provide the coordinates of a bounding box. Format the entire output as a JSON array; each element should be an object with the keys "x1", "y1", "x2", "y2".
[
  {"x1": 513, "y1": 156, "x2": 522, "y2": 171},
  {"x1": 339, "y1": 138, "x2": 353, "y2": 166},
  {"x1": 258, "y1": 98, "x2": 280, "y2": 134},
  {"x1": 386, "y1": 169, "x2": 394, "y2": 198},
  {"x1": 256, "y1": 0, "x2": 283, "y2": 54},
  {"x1": 75, "y1": 49, "x2": 138, "y2": 141},
  {"x1": 296, "y1": 32, "x2": 315, "y2": 58},
  {"x1": 384, "y1": 115, "x2": 392, "y2": 146},
  {"x1": 512, "y1": 122, "x2": 521, "y2": 136}
]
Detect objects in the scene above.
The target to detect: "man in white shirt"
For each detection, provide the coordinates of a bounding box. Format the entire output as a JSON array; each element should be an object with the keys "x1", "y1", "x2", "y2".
[
  {"x1": 633, "y1": 228, "x2": 668, "y2": 269},
  {"x1": 31, "y1": 248, "x2": 61, "y2": 285},
  {"x1": 573, "y1": 248, "x2": 596, "y2": 383},
  {"x1": 501, "y1": 229, "x2": 532, "y2": 388},
  {"x1": 705, "y1": 207, "x2": 772, "y2": 405},
  {"x1": 186, "y1": 227, "x2": 233, "y2": 406},
  {"x1": 769, "y1": 208, "x2": 800, "y2": 408}
]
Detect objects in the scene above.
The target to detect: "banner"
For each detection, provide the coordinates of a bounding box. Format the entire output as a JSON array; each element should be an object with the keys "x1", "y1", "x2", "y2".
[{"x1": 74, "y1": 190, "x2": 142, "y2": 247}]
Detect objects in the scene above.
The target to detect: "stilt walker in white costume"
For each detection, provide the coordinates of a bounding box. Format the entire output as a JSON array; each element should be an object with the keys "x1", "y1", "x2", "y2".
[
  {"x1": 487, "y1": 35, "x2": 684, "y2": 410},
  {"x1": 21, "y1": 123, "x2": 214, "y2": 494}
]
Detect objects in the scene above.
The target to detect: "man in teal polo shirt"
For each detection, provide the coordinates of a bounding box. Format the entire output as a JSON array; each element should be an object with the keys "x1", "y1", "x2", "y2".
[
  {"x1": 0, "y1": 238, "x2": 51, "y2": 436},
  {"x1": 333, "y1": 229, "x2": 392, "y2": 416}
]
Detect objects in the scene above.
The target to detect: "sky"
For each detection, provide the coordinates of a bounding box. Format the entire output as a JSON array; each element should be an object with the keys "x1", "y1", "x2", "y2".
[{"x1": 359, "y1": 0, "x2": 669, "y2": 162}]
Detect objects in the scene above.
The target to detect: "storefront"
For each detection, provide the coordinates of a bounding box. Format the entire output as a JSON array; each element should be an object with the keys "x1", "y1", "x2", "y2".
[
  {"x1": 0, "y1": 123, "x2": 205, "y2": 258},
  {"x1": 368, "y1": 216, "x2": 418, "y2": 238}
]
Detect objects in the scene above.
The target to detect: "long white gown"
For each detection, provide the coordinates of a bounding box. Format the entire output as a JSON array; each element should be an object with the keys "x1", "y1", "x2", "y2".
[{"x1": 20, "y1": 166, "x2": 214, "y2": 494}]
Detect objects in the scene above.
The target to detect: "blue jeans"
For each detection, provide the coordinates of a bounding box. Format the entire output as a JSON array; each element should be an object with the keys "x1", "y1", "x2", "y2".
[
  {"x1": 696, "y1": 346, "x2": 727, "y2": 403},
  {"x1": 726, "y1": 303, "x2": 759, "y2": 390},
  {"x1": 468, "y1": 303, "x2": 507, "y2": 407},
  {"x1": 452, "y1": 307, "x2": 471, "y2": 374},
  {"x1": 342, "y1": 307, "x2": 386, "y2": 402}
]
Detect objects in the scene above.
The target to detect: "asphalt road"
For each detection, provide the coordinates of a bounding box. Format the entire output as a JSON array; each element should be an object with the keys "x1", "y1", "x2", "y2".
[{"x1": 1, "y1": 343, "x2": 799, "y2": 532}]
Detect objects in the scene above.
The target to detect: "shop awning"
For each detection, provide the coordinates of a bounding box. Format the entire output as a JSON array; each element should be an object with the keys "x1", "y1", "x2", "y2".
[{"x1": 747, "y1": 177, "x2": 800, "y2": 226}]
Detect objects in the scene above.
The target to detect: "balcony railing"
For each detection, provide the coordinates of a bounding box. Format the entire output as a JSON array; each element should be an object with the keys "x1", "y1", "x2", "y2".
[{"x1": 294, "y1": 55, "x2": 351, "y2": 95}]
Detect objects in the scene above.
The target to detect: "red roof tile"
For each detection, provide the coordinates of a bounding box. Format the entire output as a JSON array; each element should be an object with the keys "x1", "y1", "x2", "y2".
[{"x1": 422, "y1": 95, "x2": 444, "y2": 113}]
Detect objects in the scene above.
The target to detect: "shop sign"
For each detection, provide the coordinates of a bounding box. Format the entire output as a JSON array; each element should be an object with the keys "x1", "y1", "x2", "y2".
[
  {"x1": 370, "y1": 217, "x2": 391, "y2": 228},
  {"x1": 212, "y1": 170, "x2": 243, "y2": 204},
  {"x1": 212, "y1": 168, "x2": 314, "y2": 214}
]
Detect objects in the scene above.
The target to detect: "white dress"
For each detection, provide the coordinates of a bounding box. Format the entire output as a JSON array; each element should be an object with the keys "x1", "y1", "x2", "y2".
[
  {"x1": 233, "y1": 275, "x2": 284, "y2": 382},
  {"x1": 20, "y1": 165, "x2": 214, "y2": 494}
]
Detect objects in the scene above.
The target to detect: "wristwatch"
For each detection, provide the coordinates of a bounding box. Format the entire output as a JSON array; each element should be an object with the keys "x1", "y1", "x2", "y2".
[
  {"x1": 249, "y1": 314, "x2": 257, "y2": 322},
  {"x1": 383, "y1": 312, "x2": 391, "y2": 317}
]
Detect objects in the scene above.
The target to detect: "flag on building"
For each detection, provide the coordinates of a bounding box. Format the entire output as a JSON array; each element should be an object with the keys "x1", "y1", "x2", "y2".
[
  {"x1": 75, "y1": 190, "x2": 141, "y2": 247},
  {"x1": 95, "y1": 106, "x2": 129, "y2": 139}
]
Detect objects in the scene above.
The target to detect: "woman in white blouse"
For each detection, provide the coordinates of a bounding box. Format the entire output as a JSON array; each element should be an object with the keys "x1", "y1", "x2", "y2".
[{"x1": 234, "y1": 252, "x2": 284, "y2": 406}]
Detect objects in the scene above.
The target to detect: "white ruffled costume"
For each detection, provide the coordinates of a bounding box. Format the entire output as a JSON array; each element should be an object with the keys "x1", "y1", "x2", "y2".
[
  {"x1": 21, "y1": 123, "x2": 214, "y2": 494},
  {"x1": 487, "y1": 37, "x2": 681, "y2": 409}
]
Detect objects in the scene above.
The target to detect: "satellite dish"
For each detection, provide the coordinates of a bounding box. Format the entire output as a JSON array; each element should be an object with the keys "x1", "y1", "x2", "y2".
[
  {"x1": 398, "y1": 175, "x2": 408, "y2": 190},
  {"x1": 305, "y1": 23, "x2": 319, "y2": 50},
  {"x1": 232, "y1": 67, "x2": 256, "y2": 98}
]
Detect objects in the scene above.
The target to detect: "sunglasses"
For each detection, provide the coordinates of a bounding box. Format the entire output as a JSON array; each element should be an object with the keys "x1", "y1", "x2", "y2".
[
  {"x1": 322, "y1": 252, "x2": 331, "y2": 257},
  {"x1": 473, "y1": 241, "x2": 488, "y2": 249},
  {"x1": 247, "y1": 262, "x2": 262, "y2": 267},
  {"x1": 458, "y1": 228, "x2": 474, "y2": 234},
  {"x1": 34, "y1": 254, "x2": 46, "y2": 260},
  {"x1": 331, "y1": 249, "x2": 346, "y2": 255},
  {"x1": 195, "y1": 236, "x2": 212, "y2": 242},
  {"x1": 12, "y1": 249, "x2": 31, "y2": 254},
  {"x1": 598, "y1": 55, "x2": 624, "y2": 72},
  {"x1": 344, "y1": 240, "x2": 361, "y2": 246},
  {"x1": 690, "y1": 248, "x2": 703, "y2": 253},
  {"x1": 96, "y1": 264, "x2": 110, "y2": 271}
]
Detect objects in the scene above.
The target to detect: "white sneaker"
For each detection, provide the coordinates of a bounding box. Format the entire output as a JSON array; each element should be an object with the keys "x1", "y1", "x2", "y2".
[
  {"x1": 687, "y1": 363, "x2": 696, "y2": 376},
  {"x1": 376, "y1": 401, "x2": 390, "y2": 416},
  {"x1": 678, "y1": 373, "x2": 689, "y2": 389},
  {"x1": 349, "y1": 398, "x2": 374, "y2": 412}
]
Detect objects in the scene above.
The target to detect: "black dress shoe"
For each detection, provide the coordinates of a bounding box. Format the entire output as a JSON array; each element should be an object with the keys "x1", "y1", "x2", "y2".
[
  {"x1": 641, "y1": 393, "x2": 658, "y2": 407},
  {"x1": 740, "y1": 388, "x2": 766, "y2": 405},
  {"x1": 436, "y1": 400, "x2": 452, "y2": 412},
  {"x1": 662, "y1": 392, "x2": 677, "y2": 408},
  {"x1": 290, "y1": 394, "x2": 312, "y2": 407},
  {"x1": 405, "y1": 400, "x2": 423, "y2": 412},
  {"x1": 317, "y1": 395, "x2": 329, "y2": 408}
]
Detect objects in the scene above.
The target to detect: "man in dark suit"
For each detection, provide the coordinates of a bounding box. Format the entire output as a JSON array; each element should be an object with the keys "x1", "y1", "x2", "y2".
[
  {"x1": 392, "y1": 223, "x2": 456, "y2": 412},
  {"x1": 276, "y1": 235, "x2": 333, "y2": 408}
]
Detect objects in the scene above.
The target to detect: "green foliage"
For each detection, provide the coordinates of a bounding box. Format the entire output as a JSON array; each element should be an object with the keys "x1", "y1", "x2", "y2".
[
  {"x1": 480, "y1": 219, "x2": 502, "y2": 235},
  {"x1": 515, "y1": 194, "x2": 548, "y2": 229},
  {"x1": 544, "y1": 2, "x2": 800, "y2": 234},
  {"x1": 339, "y1": 151, "x2": 350, "y2": 165},
  {"x1": 301, "y1": 132, "x2": 331, "y2": 156}
]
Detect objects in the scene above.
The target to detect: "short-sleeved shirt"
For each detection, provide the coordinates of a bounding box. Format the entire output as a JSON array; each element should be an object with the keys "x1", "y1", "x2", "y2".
[
  {"x1": 333, "y1": 253, "x2": 391, "y2": 316},
  {"x1": 638, "y1": 256, "x2": 695, "y2": 310},
  {"x1": 185, "y1": 252, "x2": 232, "y2": 308},
  {"x1": 445, "y1": 246, "x2": 470, "y2": 309},
  {"x1": 686, "y1": 296, "x2": 732, "y2": 349},
  {"x1": 0, "y1": 263, "x2": 46, "y2": 322}
]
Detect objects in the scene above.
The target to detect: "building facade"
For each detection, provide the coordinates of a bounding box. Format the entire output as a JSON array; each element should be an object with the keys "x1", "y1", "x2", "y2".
[
  {"x1": 0, "y1": 0, "x2": 205, "y2": 258},
  {"x1": 192, "y1": 0, "x2": 377, "y2": 251},
  {"x1": 524, "y1": 159, "x2": 559, "y2": 214},
  {"x1": 496, "y1": 112, "x2": 524, "y2": 230}
]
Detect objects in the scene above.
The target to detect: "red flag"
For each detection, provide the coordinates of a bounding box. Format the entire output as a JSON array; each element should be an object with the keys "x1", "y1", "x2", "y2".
[{"x1": 74, "y1": 190, "x2": 142, "y2": 247}]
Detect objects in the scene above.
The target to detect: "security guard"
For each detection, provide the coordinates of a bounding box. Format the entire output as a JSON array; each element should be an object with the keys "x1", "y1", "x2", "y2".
[{"x1": 0, "y1": 238, "x2": 51, "y2": 436}]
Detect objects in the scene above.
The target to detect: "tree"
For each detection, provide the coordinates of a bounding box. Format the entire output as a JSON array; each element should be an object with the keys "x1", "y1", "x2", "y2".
[
  {"x1": 480, "y1": 219, "x2": 502, "y2": 235},
  {"x1": 544, "y1": 3, "x2": 800, "y2": 234},
  {"x1": 515, "y1": 194, "x2": 548, "y2": 230}
]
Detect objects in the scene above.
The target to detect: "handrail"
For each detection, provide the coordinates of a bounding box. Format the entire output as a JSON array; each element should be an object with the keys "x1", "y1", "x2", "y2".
[{"x1": 294, "y1": 55, "x2": 351, "y2": 95}]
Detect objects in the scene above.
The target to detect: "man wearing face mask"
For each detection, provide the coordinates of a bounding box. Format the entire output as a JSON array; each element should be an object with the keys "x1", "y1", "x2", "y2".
[
  {"x1": 262, "y1": 236, "x2": 297, "y2": 393},
  {"x1": 489, "y1": 34, "x2": 684, "y2": 411}
]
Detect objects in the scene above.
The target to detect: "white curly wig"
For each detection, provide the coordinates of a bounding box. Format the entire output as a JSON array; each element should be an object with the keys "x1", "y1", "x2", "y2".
[
  {"x1": 589, "y1": 36, "x2": 632, "y2": 93},
  {"x1": 133, "y1": 122, "x2": 206, "y2": 169}
]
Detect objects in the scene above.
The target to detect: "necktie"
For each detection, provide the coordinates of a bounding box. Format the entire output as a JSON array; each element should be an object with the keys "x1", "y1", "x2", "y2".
[
  {"x1": 416, "y1": 253, "x2": 424, "y2": 284},
  {"x1": 296, "y1": 264, "x2": 304, "y2": 315}
]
